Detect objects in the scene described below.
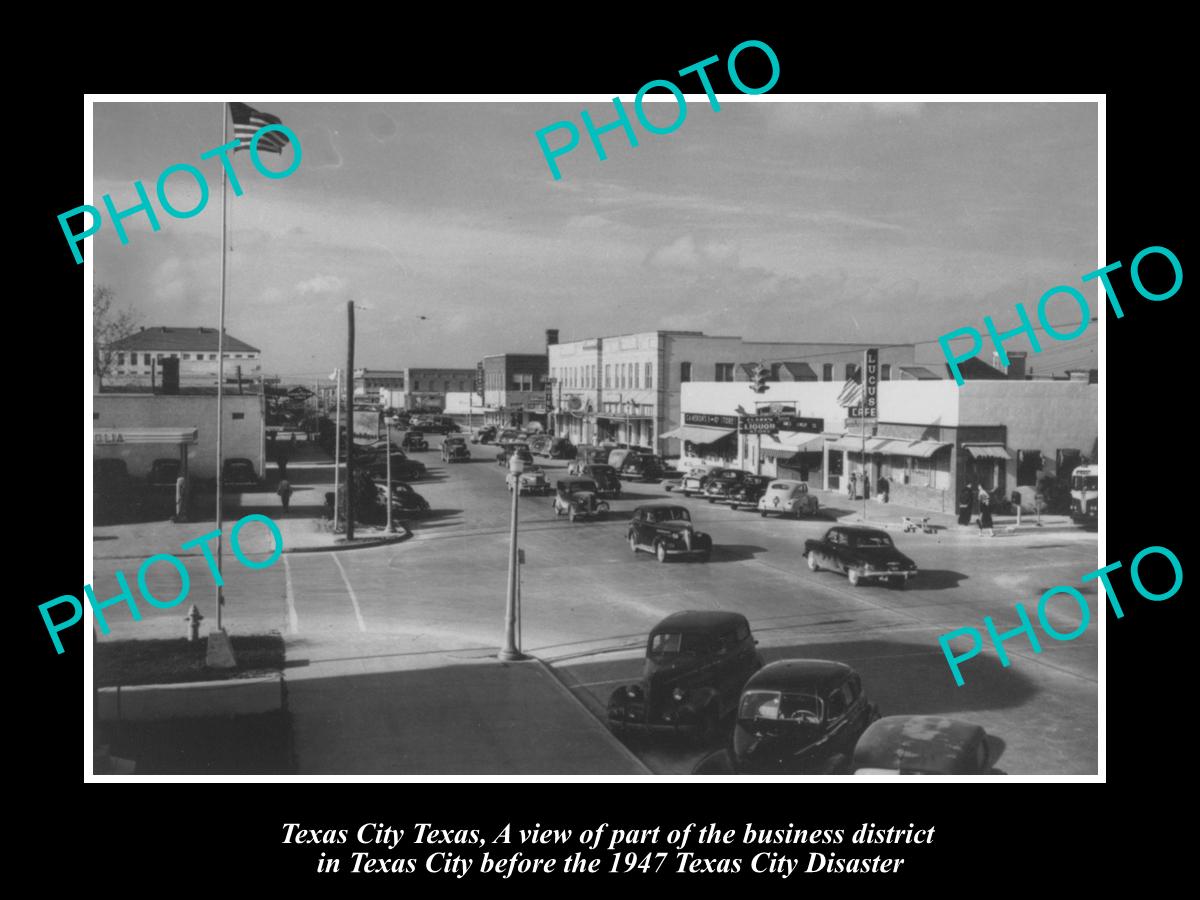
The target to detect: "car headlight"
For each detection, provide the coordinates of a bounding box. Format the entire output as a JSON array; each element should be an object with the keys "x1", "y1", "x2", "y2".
[{"x1": 672, "y1": 687, "x2": 686, "y2": 701}]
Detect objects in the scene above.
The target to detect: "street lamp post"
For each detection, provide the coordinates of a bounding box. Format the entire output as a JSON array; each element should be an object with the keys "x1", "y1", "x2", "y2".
[
  {"x1": 385, "y1": 415, "x2": 395, "y2": 533},
  {"x1": 500, "y1": 453, "x2": 528, "y2": 661}
]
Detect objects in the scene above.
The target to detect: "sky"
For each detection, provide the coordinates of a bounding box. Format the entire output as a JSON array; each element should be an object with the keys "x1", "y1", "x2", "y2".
[{"x1": 91, "y1": 99, "x2": 1099, "y2": 380}]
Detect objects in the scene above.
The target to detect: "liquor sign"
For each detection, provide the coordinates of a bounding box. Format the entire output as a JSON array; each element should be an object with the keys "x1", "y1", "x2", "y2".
[
  {"x1": 544, "y1": 384, "x2": 554, "y2": 410},
  {"x1": 684, "y1": 412, "x2": 739, "y2": 429},
  {"x1": 777, "y1": 415, "x2": 823, "y2": 433},
  {"x1": 475, "y1": 362, "x2": 485, "y2": 399},
  {"x1": 740, "y1": 414, "x2": 777, "y2": 434},
  {"x1": 848, "y1": 348, "x2": 878, "y2": 420}
]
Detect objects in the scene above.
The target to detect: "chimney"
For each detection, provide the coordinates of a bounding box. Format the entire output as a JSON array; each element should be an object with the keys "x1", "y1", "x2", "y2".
[
  {"x1": 546, "y1": 329, "x2": 559, "y2": 349},
  {"x1": 1006, "y1": 351, "x2": 1027, "y2": 380}
]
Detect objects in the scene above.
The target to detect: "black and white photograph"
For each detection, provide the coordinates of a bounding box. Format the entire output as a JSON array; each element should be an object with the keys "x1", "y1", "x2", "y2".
[{"x1": 80, "y1": 95, "x2": 1108, "y2": 779}]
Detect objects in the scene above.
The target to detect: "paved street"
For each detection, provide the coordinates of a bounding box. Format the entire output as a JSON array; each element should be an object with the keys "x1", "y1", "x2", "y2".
[{"x1": 93, "y1": 435, "x2": 1099, "y2": 775}]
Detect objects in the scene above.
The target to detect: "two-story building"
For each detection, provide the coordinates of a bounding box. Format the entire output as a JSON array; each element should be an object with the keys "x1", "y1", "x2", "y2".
[
  {"x1": 402, "y1": 367, "x2": 477, "y2": 413},
  {"x1": 547, "y1": 331, "x2": 917, "y2": 455},
  {"x1": 104, "y1": 326, "x2": 262, "y2": 388},
  {"x1": 353, "y1": 369, "x2": 405, "y2": 407},
  {"x1": 482, "y1": 353, "x2": 550, "y2": 429}
]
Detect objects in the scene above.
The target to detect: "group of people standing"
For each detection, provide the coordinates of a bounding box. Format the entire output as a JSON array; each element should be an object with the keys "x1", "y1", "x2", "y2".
[
  {"x1": 957, "y1": 484, "x2": 994, "y2": 536},
  {"x1": 845, "y1": 472, "x2": 890, "y2": 503}
]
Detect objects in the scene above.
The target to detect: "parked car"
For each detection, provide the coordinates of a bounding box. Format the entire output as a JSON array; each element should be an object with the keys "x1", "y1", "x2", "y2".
[
  {"x1": 363, "y1": 452, "x2": 427, "y2": 481},
  {"x1": 527, "y1": 433, "x2": 551, "y2": 456},
  {"x1": 496, "y1": 429, "x2": 525, "y2": 445},
  {"x1": 496, "y1": 444, "x2": 534, "y2": 467},
  {"x1": 608, "y1": 611, "x2": 763, "y2": 741},
  {"x1": 568, "y1": 445, "x2": 611, "y2": 472},
  {"x1": 727, "y1": 474, "x2": 771, "y2": 510},
  {"x1": 470, "y1": 425, "x2": 497, "y2": 444},
  {"x1": 679, "y1": 465, "x2": 722, "y2": 497},
  {"x1": 507, "y1": 463, "x2": 550, "y2": 495},
  {"x1": 363, "y1": 438, "x2": 404, "y2": 455},
  {"x1": 442, "y1": 436, "x2": 471, "y2": 462},
  {"x1": 221, "y1": 457, "x2": 260, "y2": 487},
  {"x1": 627, "y1": 504, "x2": 713, "y2": 563},
  {"x1": 758, "y1": 479, "x2": 820, "y2": 519},
  {"x1": 553, "y1": 477, "x2": 610, "y2": 522},
  {"x1": 804, "y1": 526, "x2": 918, "y2": 588},
  {"x1": 375, "y1": 481, "x2": 431, "y2": 516},
  {"x1": 618, "y1": 452, "x2": 665, "y2": 482},
  {"x1": 851, "y1": 715, "x2": 992, "y2": 775},
  {"x1": 147, "y1": 458, "x2": 181, "y2": 487},
  {"x1": 702, "y1": 468, "x2": 752, "y2": 503},
  {"x1": 416, "y1": 416, "x2": 459, "y2": 435},
  {"x1": 574, "y1": 464, "x2": 621, "y2": 498},
  {"x1": 401, "y1": 431, "x2": 429, "y2": 452},
  {"x1": 693, "y1": 660, "x2": 879, "y2": 774},
  {"x1": 546, "y1": 437, "x2": 577, "y2": 459}
]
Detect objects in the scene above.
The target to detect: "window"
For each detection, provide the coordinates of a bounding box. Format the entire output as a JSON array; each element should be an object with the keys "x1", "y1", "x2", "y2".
[
  {"x1": 1017, "y1": 450, "x2": 1043, "y2": 486},
  {"x1": 680, "y1": 362, "x2": 692, "y2": 383},
  {"x1": 171, "y1": 353, "x2": 179, "y2": 359},
  {"x1": 209, "y1": 354, "x2": 216, "y2": 360},
  {"x1": 620, "y1": 364, "x2": 626, "y2": 389},
  {"x1": 443, "y1": 381, "x2": 450, "y2": 392},
  {"x1": 634, "y1": 363, "x2": 640, "y2": 389},
  {"x1": 413, "y1": 380, "x2": 420, "y2": 391},
  {"x1": 182, "y1": 353, "x2": 190, "y2": 360},
  {"x1": 605, "y1": 365, "x2": 611, "y2": 388},
  {"x1": 144, "y1": 353, "x2": 151, "y2": 365},
  {"x1": 116, "y1": 353, "x2": 124, "y2": 365},
  {"x1": 513, "y1": 374, "x2": 533, "y2": 391},
  {"x1": 823, "y1": 364, "x2": 833, "y2": 381},
  {"x1": 881, "y1": 364, "x2": 891, "y2": 380},
  {"x1": 825, "y1": 686, "x2": 847, "y2": 720},
  {"x1": 715, "y1": 363, "x2": 734, "y2": 382},
  {"x1": 231, "y1": 412, "x2": 245, "y2": 420},
  {"x1": 845, "y1": 363, "x2": 858, "y2": 380},
  {"x1": 645, "y1": 362, "x2": 653, "y2": 388}
]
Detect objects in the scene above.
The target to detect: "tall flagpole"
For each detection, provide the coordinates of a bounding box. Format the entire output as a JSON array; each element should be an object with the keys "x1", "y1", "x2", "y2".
[{"x1": 215, "y1": 102, "x2": 229, "y2": 631}]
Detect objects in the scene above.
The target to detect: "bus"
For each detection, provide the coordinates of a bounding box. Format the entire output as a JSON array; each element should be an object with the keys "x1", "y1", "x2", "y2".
[{"x1": 1070, "y1": 464, "x2": 1098, "y2": 523}]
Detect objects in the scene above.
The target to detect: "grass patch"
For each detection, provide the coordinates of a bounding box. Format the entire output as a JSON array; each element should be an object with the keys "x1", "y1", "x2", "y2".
[{"x1": 95, "y1": 633, "x2": 285, "y2": 687}]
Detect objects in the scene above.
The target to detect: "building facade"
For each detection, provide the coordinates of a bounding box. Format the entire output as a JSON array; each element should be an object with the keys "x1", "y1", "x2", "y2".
[
  {"x1": 482, "y1": 353, "x2": 550, "y2": 429},
  {"x1": 401, "y1": 368, "x2": 477, "y2": 412},
  {"x1": 353, "y1": 369, "x2": 405, "y2": 405},
  {"x1": 679, "y1": 379, "x2": 1097, "y2": 512},
  {"x1": 105, "y1": 326, "x2": 262, "y2": 388},
  {"x1": 548, "y1": 331, "x2": 917, "y2": 454}
]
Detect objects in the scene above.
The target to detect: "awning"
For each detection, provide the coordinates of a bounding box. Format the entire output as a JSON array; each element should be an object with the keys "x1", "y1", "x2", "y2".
[
  {"x1": 94, "y1": 427, "x2": 198, "y2": 445},
  {"x1": 889, "y1": 439, "x2": 951, "y2": 458},
  {"x1": 660, "y1": 425, "x2": 736, "y2": 444},
  {"x1": 963, "y1": 443, "x2": 1011, "y2": 460},
  {"x1": 760, "y1": 432, "x2": 825, "y2": 459},
  {"x1": 826, "y1": 434, "x2": 891, "y2": 453},
  {"x1": 596, "y1": 413, "x2": 655, "y2": 421}
]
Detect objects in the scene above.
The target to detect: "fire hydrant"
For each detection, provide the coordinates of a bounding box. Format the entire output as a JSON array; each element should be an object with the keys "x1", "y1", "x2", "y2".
[{"x1": 185, "y1": 604, "x2": 204, "y2": 641}]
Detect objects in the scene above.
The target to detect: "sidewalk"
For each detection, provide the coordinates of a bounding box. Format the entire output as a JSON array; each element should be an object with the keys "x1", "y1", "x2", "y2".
[{"x1": 282, "y1": 635, "x2": 649, "y2": 774}]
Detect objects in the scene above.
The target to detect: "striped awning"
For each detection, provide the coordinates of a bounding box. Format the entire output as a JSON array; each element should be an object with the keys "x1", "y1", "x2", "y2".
[
  {"x1": 826, "y1": 434, "x2": 891, "y2": 453},
  {"x1": 963, "y1": 443, "x2": 1011, "y2": 460},
  {"x1": 94, "y1": 427, "x2": 198, "y2": 445},
  {"x1": 660, "y1": 425, "x2": 736, "y2": 444},
  {"x1": 760, "y1": 432, "x2": 825, "y2": 459}
]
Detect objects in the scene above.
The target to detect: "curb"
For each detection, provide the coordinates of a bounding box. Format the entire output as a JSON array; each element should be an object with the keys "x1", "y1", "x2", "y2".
[
  {"x1": 531, "y1": 657, "x2": 653, "y2": 776},
  {"x1": 96, "y1": 672, "x2": 284, "y2": 722},
  {"x1": 284, "y1": 531, "x2": 414, "y2": 554}
]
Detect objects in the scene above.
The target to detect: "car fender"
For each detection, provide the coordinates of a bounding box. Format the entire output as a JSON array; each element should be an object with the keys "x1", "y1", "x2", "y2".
[{"x1": 679, "y1": 685, "x2": 720, "y2": 716}]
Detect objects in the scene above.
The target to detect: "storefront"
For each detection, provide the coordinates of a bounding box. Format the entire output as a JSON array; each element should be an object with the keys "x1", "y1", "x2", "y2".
[
  {"x1": 759, "y1": 432, "x2": 825, "y2": 484},
  {"x1": 661, "y1": 415, "x2": 739, "y2": 466}
]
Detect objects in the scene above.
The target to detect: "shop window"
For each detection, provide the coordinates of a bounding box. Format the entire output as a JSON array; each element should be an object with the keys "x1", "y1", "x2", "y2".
[
  {"x1": 1017, "y1": 449, "x2": 1043, "y2": 486},
  {"x1": 232, "y1": 412, "x2": 245, "y2": 420},
  {"x1": 823, "y1": 363, "x2": 833, "y2": 381},
  {"x1": 715, "y1": 363, "x2": 734, "y2": 382},
  {"x1": 680, "y1": 361, "x2": 692, "y2": 383},
  {"x1": 645, "y1": 362, "x2": 653, "y2": 389}
]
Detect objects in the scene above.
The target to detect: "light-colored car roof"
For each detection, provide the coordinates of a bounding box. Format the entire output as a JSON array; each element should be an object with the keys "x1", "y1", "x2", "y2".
[{"x1": 768, "y1": 479, "x2": 805, "y2": 488}]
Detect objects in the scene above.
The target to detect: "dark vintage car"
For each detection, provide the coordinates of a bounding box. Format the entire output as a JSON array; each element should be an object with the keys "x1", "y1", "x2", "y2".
[
  {"x1": 147, "y1": 458, "x2": 181, "y2": 487},
  {"x1": 568, "y1": 445, "x2": 611, "y2": 472},
  {"x1": 574, "y1": 464, "x2": 621, "y2": 498},
  {"x1": 804, "y1": 525, "x2": 918, "y2": 588},
  {"x1": 727, "y1": 475, "x2": 771, "y2": 510},
  {"x1": 363, "y1": 451, "x2": 427, "y2": 482},
  {"x1": 496, "y1": 444, "x2": 534, "y2": 467},
  {"x1": 679, "y1": 465, "x2": 723, "y2": 497},
  {"x1": 415, "y1": 416, "x2": 458, "y2": 435},
  {"x1": 507, "y1": 463, "x2": 550, "y2": 496},
  {"x1": 693, "y1": 660, "x2": 880, "y2": 774},
  {"x1": 441, "y1": 436, "x2": 471, "y2": 462},
  {"x1": 608, "y1": 611, "x2": 763, "y2": 741},
  {"x1": 702, "y1": 468, "x2": 752, "y2": 503},
  {"x1": 553, "y1": 477, "x2": 610, "y2": 522},
  {"x1": 535, "y1": 436, "x2": 577, "y2": 459},
  {"x1": 374, "y1": 480, "x2": 431, "y2": 516},
  {"x1": 470, "y1": 425, "x2": 497, "y2": 444},
  {"x1": 851, "y1": 715, "x2": 992, "y2": 775},
  {"x1": 221, "y1": 457, "x2": 260, "y2": 487},
  {"x1": 627, "y1": 504, "x2": 713, "y2": 563},
  {"x1": 401, "y1": 431, "x2": 429, "y2": 452},
  {"x1": 618, "y1": 452, "x2": 665, "y2": 482}
]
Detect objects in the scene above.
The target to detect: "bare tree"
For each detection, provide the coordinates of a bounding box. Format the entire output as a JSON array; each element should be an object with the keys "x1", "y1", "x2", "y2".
[{"x1": 93, "y1": 286, "x2": 140, "y2": 389}]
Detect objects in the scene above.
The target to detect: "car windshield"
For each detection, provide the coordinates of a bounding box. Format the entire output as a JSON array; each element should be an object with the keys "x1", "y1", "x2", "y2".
[
  {"x1": 568, "y1": 480, "x2": 597, "y2": 492},
  {"x1": 738, "y1": 690, "x2": 823, "y2": 724},
  {"x1": 649, "y1": 631, "x2": 716, "y2": 656},
  {"x1": 646, "y1": 508, "x2": 691, "y2": 523},
  {"x1": 1072, "y1": 475, "x2": 1098, "y2": 491},
  {"x1": 850, "y1": 533, "x2": 893, "y2": 548}
]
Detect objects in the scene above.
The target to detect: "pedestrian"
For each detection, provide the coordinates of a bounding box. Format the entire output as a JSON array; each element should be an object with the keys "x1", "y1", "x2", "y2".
[
  {"x1": 847, "y1": 472, "x2": 857, "y2": 499},
  {"x1": 877, "y1": 475, "x2": 890, "y2": 503},
  {"x1": 276, "y1": 476, "x2": 293, "y2": 512},
  {"x1": 290, "y1": 431, "x2": 297, "y2": 448},
  {"x1": 173, "y1": 473, "x2": 189, "y2": 523},
  {"x1": 977, "y1": 485, "x2": 994, "y2": 537},
  {"x1": 957, "y1": 485, "x2": 973, "y2": 526}
]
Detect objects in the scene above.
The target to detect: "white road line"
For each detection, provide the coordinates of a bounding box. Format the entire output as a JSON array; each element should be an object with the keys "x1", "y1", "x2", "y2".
[
  {"x1": 281, "y1": 554, "x2": 299, "y2": 634},
  {"x1": 331, "y1": 553, "x2": 368, "y2": 633}
]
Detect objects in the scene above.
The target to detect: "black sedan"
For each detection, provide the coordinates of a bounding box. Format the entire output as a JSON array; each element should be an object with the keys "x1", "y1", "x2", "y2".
[
  {"x1": 627, "y1": 504, "x2": 712, "y2": 563},
  {"x1": 803, "y1": 526, "x2": 918, "y2": 588},
  {"x1": 576, "y1": 464, "x2": 621, "y2": 498},
  {"x1": 851, "y1": 715, "x2": 993, "y2": 775},
  {"x1": 726, "y1": 474, "x2": 771, "y2": 510},
  {"x1": 375, "y1": 481, "x2": 431, "y2": 516},
  {"x1": 693, "y1": 660, "x2": 879, "y2": 774},
  {"x1": 701, "y1": 468, "x2": 752, "y2": 503},
  {"x1": 362, "y1": 451, "x2": 427, "y2": 482}
]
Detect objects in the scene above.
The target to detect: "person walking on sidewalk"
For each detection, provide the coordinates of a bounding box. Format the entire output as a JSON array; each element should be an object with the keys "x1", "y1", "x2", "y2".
[
  {"x1": 957, "y1": 485, "x2": 973, "y2": 526},
  {"x1": 877, "y1": 475, "x2": 890, "y2": 503},
  {"x1": 976, "y1": 485, "x2": 994, "y2": 537},
  {"x1": 847, "y1": 472, "x2": 857, "y2": 500},
  {"x1": 276, "y1": 476, "x2": 294, "y2": 513}
]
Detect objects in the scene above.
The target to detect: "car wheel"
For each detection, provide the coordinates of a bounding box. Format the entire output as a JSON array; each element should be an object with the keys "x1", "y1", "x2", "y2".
[
  {"x1": 707, "y1": 498, "x2": 715, "y2": 504},
  {"x1": 655, "y1": 542, "x2": 668, "y2": 564},
  {"x1": 807, "y1": 551, "x2": 820, "y2": 572},
  {"x1": 848, "y1": 568, "x2": 862, "y2": 587},
  {"x1": 629, "y1": 532, "x2": 639, "y2": 553},
  {"x1": 729, "y1": 504, "x2": 738, "y2": 511},
  {"x1": 681, "y1": 491, "x2": 691, "y2": 497},
  {"x1": 760, "y1": 510, "x2": 768, "y2": 518}
]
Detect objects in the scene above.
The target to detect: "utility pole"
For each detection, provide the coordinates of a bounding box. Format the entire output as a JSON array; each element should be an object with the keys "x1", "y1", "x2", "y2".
[{"x1": 345, "y1": 301, "x2": 356, "y2": 540}]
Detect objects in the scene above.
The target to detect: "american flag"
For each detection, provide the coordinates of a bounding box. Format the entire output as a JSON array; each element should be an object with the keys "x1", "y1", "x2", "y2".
[
  {"x1": 837, "y1": 368, "x2": 862, "y2": 407},
  {"x1": 229, "y1": 102, "x2": 290, "y2": 153}
]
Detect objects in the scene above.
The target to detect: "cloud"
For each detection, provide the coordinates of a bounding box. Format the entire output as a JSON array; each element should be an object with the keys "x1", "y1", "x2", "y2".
[
  {"x1": 295, "y1": 274, "x2": 347, "y2": 295},
  {"x1": 764, "y1": 102, "x2": 925, "y2": 138},
  {"x1": 646, "y1": 235, "x2": 739, "y2": 270}
]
